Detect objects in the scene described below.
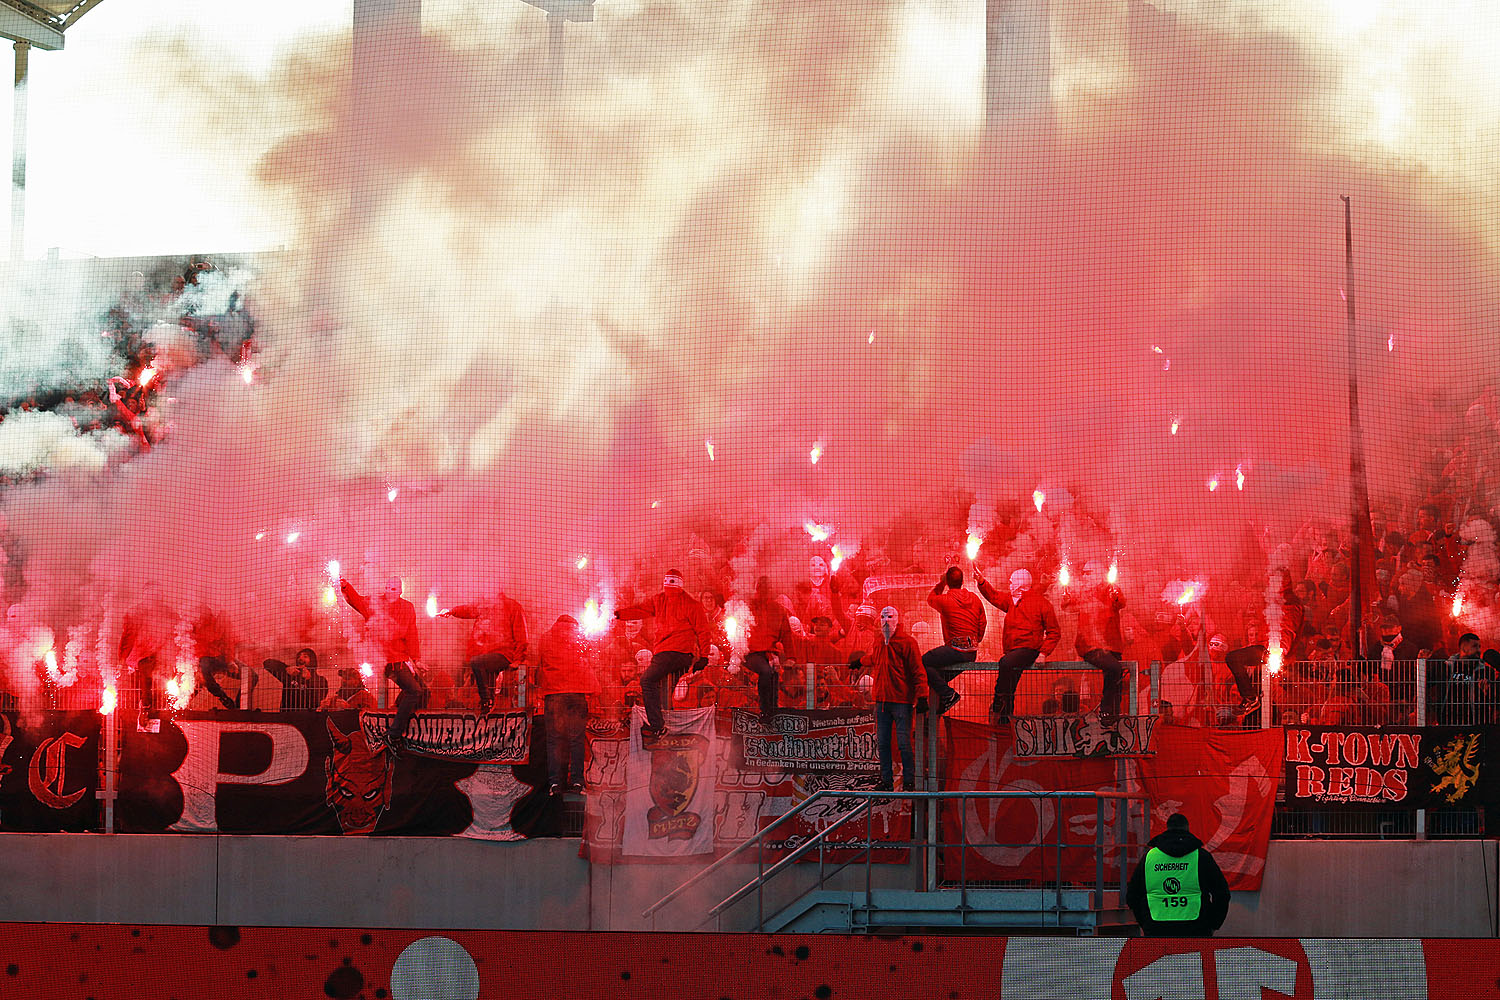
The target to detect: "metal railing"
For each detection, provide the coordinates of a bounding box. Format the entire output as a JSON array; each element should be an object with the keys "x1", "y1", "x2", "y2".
[{"x1": 643, "y1": 788, "x2": 1147, "y2": 932}]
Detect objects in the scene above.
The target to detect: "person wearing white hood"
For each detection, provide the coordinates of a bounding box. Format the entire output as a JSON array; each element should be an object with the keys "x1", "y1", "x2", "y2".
[
  {"x1": 975, "y1": 566, "x2": 1061, "y2": 723},
  {"x1": 848, "y1": 606, "x2": 928, "y2": 792}
]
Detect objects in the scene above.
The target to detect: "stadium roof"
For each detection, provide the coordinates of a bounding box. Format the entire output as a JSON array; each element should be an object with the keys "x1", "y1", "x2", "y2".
[{"x1": 0, "y1": 0, "x2": 106, "y2": 51}]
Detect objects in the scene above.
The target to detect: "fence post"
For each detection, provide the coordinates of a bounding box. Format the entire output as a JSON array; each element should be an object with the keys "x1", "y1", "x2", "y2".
[
  {"x1": 805, "y1": 663, "x2": 815, "y2": 710},
  {"x1": 1416, "y1": 658, "x2": 1427, "y2": 840}
]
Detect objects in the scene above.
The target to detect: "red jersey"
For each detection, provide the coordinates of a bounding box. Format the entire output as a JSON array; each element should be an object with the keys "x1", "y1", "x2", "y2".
[
  {"x1": 534, "y1": 618, "x2": 601, "y2": 697},
  {"x1": 618, "y1": 589, "x2": 711, "y2": 657},
  {"x1": 926, "y1": 587, "x2": 987, "y2": 650},
  {"x1": 976, "y1": 580, "x2": 1061, "y2": 655},
  {"x1": 341, "y1": 581, "x2": 422, "y2": 662},
  {"x1": 865, "y1": 628, "x2": 928, "y2": 705},
  {"x1": 448, "y1": 595, "x2": 527, "y2": 662}
]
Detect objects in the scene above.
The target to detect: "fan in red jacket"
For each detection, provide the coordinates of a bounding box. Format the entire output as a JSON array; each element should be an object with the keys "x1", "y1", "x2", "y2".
[
  {"x1": 744, "y1": 576, "x2": 796, "y2": 719},
  {"x1": 340, "y1": 576, "x2": 427, "y2": 750},
  {"x1": 851, "y1": 606, "x2": 928, "y2": 792},
  {"x1": 1061, "y1": 562, "x2": 1127, "y2": 723},
  {"x1": 975, "y1": 567, "x2": 1061, "y2": 722},
  {"x1": 924, "y1": 566, "x2": 988, "y2": 716},
  {"x1": 441, "y1": 590, "x2": 528, "y2": 715},
  {"x1": 614, "y1": 569, "x2": 711, "y2": 741},
  {"x1": 534, "y1": 614, "x2": 601, "y2": 794}
]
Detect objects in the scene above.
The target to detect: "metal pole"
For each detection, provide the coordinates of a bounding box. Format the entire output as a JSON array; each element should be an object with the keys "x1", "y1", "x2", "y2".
[
  {"x1": 1342, "y1": 195, "x2": 1372, "y2": 659},
  {"x1": 11, "y1": 41, "x2": 29, "y2": 262},
  {"x1": 547, "y1": 12, "x2": 565, "y2": 94}
]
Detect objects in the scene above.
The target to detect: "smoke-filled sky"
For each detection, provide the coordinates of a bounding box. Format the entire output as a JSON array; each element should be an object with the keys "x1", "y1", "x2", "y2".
[{"x1": 3, "y1": 0, "x2": 1500, "y2": 666}]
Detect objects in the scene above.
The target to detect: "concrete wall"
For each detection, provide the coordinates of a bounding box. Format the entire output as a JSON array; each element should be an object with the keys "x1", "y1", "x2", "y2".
[{"x1": 0, "y1": 834, "x2": 1495, "y2": 935}]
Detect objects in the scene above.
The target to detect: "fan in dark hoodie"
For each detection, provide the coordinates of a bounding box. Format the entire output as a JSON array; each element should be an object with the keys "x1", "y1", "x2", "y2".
[{"x1": 1126, "y1": 812, "x2": 1232, "y2": 937}]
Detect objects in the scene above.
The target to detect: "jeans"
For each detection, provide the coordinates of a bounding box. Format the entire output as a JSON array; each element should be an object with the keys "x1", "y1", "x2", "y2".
[
  {"x1": 1082, "y1": 648, "x2": 1125, "y2": 718},
  {"x1": 386, "y1": 661, "x2": 429, "y2": 740},
  {"x1": 991, "y1": 647, "x2": 1042, "y2": 717},
  {"x1": 1224, "y1": 645, "x2": 1263, "y2": 702},
  {"x1": 922, "y1": 645, "x2": 978, "y2": 701},
  {"x1": 641, "y1": 650, "x2": 695, "y2": 730},
  {"x1": 744, "y1": 651, "x2": 779, "y2": 715},
  {"x1": 466, "y1": 651, "x2": 512, "y2": 713},
  {"x1": 875, "y1": 701, "x2": 916, "y2": 791},
  {"x1": 545, "y1": 693, "x2": 589, "y2": 788}
]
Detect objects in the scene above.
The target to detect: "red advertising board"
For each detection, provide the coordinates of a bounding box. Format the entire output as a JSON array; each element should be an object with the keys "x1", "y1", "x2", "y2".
[{"x1": 0, "y1": 925, "x2": 1488, "y2": 999}]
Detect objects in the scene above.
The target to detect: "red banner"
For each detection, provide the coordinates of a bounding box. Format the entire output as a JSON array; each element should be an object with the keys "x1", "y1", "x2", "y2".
[
  {"x1": 0, "y1": 926, "x2": 1487, "y2": 999},
  {"x1": 1135, "y1": 721, "x2": 1281, "y2": 890},
  {"x1": 942, "y1": 719, "x2": 1277, "y2": 890},
  {"x1": 942, "y1": 718, "x2": 1123, "y2": 884}
]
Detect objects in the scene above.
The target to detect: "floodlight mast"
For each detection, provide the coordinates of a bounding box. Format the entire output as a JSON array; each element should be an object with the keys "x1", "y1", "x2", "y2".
[{"x1": 518, "y1": 0, "x2": 593, "y2": 92}]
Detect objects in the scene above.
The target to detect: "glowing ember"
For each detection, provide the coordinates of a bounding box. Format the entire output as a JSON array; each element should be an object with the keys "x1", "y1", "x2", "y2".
[
  {"x1": 581, "y1": 597, "x2": 611, "y2": 637},
  {"x1": 237, "y1": 362, "x2": 256, "y2": 384},
  {"x1": 1452, "y1": 592, "x2": 1464, "y2": 618},
  {"x1": 1106, "y1": 561, "x2": 1119, "y2": 586},
  {"x1": 809, "y1": 442, "x2": 823, "y2": 465},
  {"x1": 254, "y1": 531, "x2": 266, "y2": 541},
  {"x1": 650, "y1": 500, "x2": 660, "y2": 509},
  {"x1": 166, "y1": 663, "x2": 195, "y2": 710},
  {"x1": 1032, "y1": 489, "x2": 1045, "y2": 512},
  {"x1": 576, "y1": 555, "x2": 589, "y2": 570},
  {"x1": 326, "y1": 559, "x2": 340, "y2": 580},
  {"x1": 44, "y1": 649, "x2": 60, "y2": 683},
  {"x1": 724, "y1": 615, "x2": 740, "y2": 642},
  {"x1": 1387, "y1": 333, "x2": 1395, "y2": 352},
  {"x1": 1170, "y1": 418, "x2": 1180, "y2": 435},
  {"x1": 705, "y1": 439, "x2": 716, "y2": 461},
  {"x1": 387, "y1": 487, "x2": 399, "y2": 502},
  {"x1": 321, "y1": 585, "x2": 337, "y2": 607},
  {"x1": 1058, "y1": 564, "x2": 1071, "y2": 588},
  {"x1": 285, "y1": 530, "x2": 301, "y2": 544},
  {"x1": 965, "y1": 535, "x2": 981, "y2": 560},
  {"x1": 426, "y1": 594, "x2": 440, "y2": 618},
  {"x1": 99, "y1": 685, "x2": 117, "y2": 715},
  {"x1": 359, "y1": 663, "x2": 374, "y2": 679},
  {"x1": 1177, "y1": 584, "x2": 1199, "y2": 605},
  {"x1": 1267, "y1": 646, "x2": 1284, "y2": 675},
  {"x1": 804, "y1": 521, "x2": 832, "y2": 542},
  {"x1": 138, "y1": 365, "x2": 158, "y2": 387},
  {"x1": 1235, "y1": 465, "x2": 1245, "y2": 491},
  {"x1": 1207, "y1": 476, "x2": 1219, "y2": 492},
  {"x1": 1151, "y1": 345, "x2": 1163, "y2": 354},
  {"x1": 867, "y1": 330, "x2": 875, "y2": 345}
]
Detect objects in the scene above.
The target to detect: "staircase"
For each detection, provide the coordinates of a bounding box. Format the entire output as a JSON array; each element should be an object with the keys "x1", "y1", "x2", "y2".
[{"x1": 643, "y1": 789, "x2": 1147, "y2": 935}]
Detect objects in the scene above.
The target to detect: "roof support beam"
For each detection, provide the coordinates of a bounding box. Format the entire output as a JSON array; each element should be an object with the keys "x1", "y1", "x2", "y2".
[{"x1": 0, "y1": 3, "x2": 63, "y2": 50}]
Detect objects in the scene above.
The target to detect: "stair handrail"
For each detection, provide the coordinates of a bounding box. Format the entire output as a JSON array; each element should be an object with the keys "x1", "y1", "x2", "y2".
[{"x1": 641, "y1": 786, "x2": 845, "y2": 919}]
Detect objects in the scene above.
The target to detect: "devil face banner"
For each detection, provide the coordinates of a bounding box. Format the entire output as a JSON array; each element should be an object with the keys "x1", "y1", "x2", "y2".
[
  {"x1": 0, "y1": 711, "x2": 100, "y2": 832},
  {"x1": 1283, "y1": 725, "x2": 1500, "y2": 810}
]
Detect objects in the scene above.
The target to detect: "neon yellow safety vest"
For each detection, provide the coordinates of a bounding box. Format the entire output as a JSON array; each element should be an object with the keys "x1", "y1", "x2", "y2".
[{"x1": 1143, "y1": 846, "x2": 1202, "y2": 922}]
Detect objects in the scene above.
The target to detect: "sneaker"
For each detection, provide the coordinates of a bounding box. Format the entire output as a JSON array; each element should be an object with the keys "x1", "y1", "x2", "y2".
[
  {"x1": 1238, "y1": 695, "x2": 1261, "y2": 717},
  {"x1": 565, "y1": 782, "x2": 584, "y2": 793},
  {"x1": 385, "y1": 734, "x2": 407, "y2": 754},
  {"x1": 548, "y1": 783, "x2": 562, "y2": 797},
  {"x1": 938, "y1": 690, "x2": 961, "y2": 715},
  {"x1": 640, "y1": 724, "x2": 666, "y2": 746}
]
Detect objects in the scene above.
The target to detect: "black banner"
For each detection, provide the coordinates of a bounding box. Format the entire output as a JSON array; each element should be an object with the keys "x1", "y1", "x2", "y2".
[
  {"x1": 1284, "y1": 724, "x2": 1500, "y2": 810},
  {"x1": 729, "y1": 708, "x2": 879, "y2": 774},
  {"x1": 117, "y1": 711, "x2": 545, "y2": 835},
  {"x1": 358, "y1": 711, "x2": 530, "y2": 763},
  {"x1": 0, "y1": 711, "x2": 100, "y2": 832}
]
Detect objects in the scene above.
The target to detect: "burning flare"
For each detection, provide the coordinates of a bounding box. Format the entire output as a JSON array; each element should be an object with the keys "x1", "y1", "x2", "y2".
[
  {"x1": 804, "y1": 521, "x2": 832, "y2": 542},
  {"x1": 1452, "y1": 592, "x2": 1464, "y2": 619},
  {"x1": 830, "y1": 544, "x2": 846, "y2": 572},
  {"x1": 285, "y1": 530, "x2": 301, "y2": 544},
  {"x1": 965, "y1": 535, "x2": 981, "y2": 561},
  {"x1": 576, "y1": 555, "x2": 589, "y2": 570},
  {"x1": 387, "y1": 487, "x2": 399, "y2": 503},
  {"x1": 99, "y1": 685, "x2": 117, "y2": 716},
  {"x1": 326, "y1": 559, "x2": 340, "y2": 580},
  {"x1": 704, "y1": 439, "x2": 715, "y2": 462},
  {"x1": 1267, "y1": 646, "x2": 1284, "y2": 675},
  {"x1": 1235, "y1": 465, "x2": 1246, "y2": 491},
  {"x1": 1058, "y1": 564, "x2": 1071, "y2": 589},
  {"x1": 723, "y1": 615, "x2": 740, "y2": 642},
  {"x1": 1106, "y1": 561, "x2": 1119, "y2": 586},
  {"x1": 359, "y1": 663, "x2": 374, "y2": 679},
  {"x1": 426, "y1": 594, "x2": 440, "y2": 618},
  {"x1": 809, "y1": 442, "x2": 823, "y2": 465},
  {"x1": 1207, "y1": 475, "x2": 1219, "y2": 492},
  {"x1": 1032, "y1": 489, "x2": 1046, "y2": 512},
  {"x1": 1170, "y1": 417, "x2": 1180, "y2": 435},
  {"x1": 581, "y1": 597, "x2": 610, "y2": 637},
  {"x1": 138, "y1": 364, "x2": 158, "y2": 388}
]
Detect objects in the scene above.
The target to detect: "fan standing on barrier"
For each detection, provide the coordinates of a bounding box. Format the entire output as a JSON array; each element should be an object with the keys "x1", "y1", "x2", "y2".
[
  {"x1": 924, "y1": 566, "x2": 987, "y2": 716},
  {"x1": 1127, "y1": 812, "x2": 1231, "y2": 937},
  {"x1": 1063, "y1": 562, "x2": 1126, "y2": 726},
  {"x1": 614, "y1": 570, "x2": 711, "y2": 744},
  {"x1": 441, "y1": 589, "x2": 528, "y2": 716},
  {"x1": 744, "y1": 575, "x2": 796, "y2": 722},
  {"x1": 339, "y1": 576, "x2": 427, "y2": 751}
]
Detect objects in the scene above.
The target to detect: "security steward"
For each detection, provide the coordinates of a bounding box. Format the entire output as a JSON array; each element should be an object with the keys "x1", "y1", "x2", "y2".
[{"x1": 1126, "y1": 812, "x2": 1231, "y2": 937}]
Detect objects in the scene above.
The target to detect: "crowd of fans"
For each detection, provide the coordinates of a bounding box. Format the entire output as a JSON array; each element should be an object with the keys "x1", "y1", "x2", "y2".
[{"x1": 1, "y1": 260, "x2": 1499, "y2": 749}]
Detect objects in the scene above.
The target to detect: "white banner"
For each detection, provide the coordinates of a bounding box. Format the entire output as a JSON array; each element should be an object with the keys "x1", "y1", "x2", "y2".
[{"x1": 621, "y1": 706, "x2": 719, "y2": 858}]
